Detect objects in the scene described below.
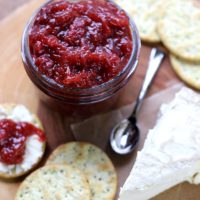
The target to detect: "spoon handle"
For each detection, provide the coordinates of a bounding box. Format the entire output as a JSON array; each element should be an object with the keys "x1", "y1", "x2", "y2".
[{"x1": 130, "y1": 48, "x2": 165, "y2": 120}]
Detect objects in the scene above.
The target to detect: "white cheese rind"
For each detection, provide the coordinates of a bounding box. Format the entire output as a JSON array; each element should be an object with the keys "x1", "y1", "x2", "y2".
[
  {"x1": 0, "y1": 105, "x2": 44, "y2": 175},
  {"x1": 120, "y1": 87, "x2": 200, "y2": 200}
]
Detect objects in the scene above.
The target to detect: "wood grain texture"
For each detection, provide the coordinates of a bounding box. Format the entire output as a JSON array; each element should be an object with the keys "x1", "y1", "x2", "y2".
[
  {"x1": 0, "y1": 0, "x2": 188, "y2": 200},
  {"x1": 0, "y1": 0, "x2": 31, "y2": 19}
]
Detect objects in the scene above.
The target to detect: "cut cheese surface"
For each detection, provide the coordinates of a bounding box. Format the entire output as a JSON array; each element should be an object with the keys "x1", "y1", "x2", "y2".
[{"x1": 119, "y1": 87, "x2": 200, "y2": 200}]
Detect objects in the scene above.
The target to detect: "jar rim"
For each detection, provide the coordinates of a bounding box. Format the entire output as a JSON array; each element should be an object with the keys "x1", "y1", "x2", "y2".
[{"x1": 21, "y1": 0, "x2": 141, "y2": 104}]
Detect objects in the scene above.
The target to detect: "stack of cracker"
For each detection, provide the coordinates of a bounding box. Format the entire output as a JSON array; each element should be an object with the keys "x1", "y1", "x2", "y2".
[
  {"x1": 116, "y1": 0, "x2": 200, "y2": 90},
  {"x1": 15, "y1": 142, "x2": 117, "y2": 200}
]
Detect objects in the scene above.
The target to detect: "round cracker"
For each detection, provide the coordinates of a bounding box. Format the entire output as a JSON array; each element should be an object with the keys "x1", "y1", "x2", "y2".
[
  {"x1": 170, "y1": 55, "x2": 200, "y2": 90},
  {"x1": 158, "y1": 0, "x2": 200, "y2": 62},
  {"x1": 115, "y1": 0, "x2": 164, "y2": 43},
  {"x1": 46, "y1": 142, "x2": 117, "y2": 200},
  {"x1": 15, "y1": 165, "x2": 91, "y2": 200},
  {"x1": 0, "y1": 104, "x2": 46, "y2": 179}
]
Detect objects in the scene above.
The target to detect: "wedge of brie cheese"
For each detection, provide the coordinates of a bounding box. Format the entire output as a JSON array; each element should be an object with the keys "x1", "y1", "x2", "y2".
[{"x1": 119, "y1": 87, "x2": 200, "y2": 200}]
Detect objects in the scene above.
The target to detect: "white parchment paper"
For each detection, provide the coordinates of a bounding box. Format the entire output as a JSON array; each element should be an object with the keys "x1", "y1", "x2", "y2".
[{"x1": 71, "y1": 83, "x2": 183, "y2": 149}]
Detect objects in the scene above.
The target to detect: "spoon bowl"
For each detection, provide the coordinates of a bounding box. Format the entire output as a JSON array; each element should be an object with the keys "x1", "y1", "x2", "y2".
[{"x1": 110, "y1": 119, "x2": 140, "y2": 155}]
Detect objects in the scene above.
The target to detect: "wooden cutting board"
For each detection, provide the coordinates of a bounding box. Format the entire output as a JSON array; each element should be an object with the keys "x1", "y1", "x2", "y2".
[{"x1": 0, "y1": 0, "x2": 199, "y2": 199}]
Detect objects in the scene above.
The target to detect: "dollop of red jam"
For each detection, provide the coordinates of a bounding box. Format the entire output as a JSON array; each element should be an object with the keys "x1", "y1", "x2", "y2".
[
  {"x1": 29, "y1": 0, "x2": 133, "y2": 88},
  {"x1": 0, "y1": 119, "x2": 45, "y2": 165}
]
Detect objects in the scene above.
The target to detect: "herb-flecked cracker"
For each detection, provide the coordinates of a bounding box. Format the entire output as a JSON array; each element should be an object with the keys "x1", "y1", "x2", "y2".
[
  {"x1": 158, "y1": 0, "x2": 200, "y2": 61},
  {"x1": 46, "y1": 142, "x2": 117, "y2": 200},
  {"x1": 15, "y1": 165, "x2": 91, "y2": 200},
  {"x1": 170, "y1": 55, "x2": 200, "y2": 90},
  {"x1": 115, "y1": 0, "x2": 164, "y2": 42}
]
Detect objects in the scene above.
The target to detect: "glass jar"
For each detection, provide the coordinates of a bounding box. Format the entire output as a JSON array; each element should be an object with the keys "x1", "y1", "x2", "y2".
[{"x1": 21, "y1": 0, "x2": 141, "y2": 118}]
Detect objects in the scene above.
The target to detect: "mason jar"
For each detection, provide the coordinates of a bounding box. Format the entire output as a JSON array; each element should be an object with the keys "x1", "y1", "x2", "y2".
[{"x1": 21, "y1": 0, "x2": 141, "y2": 118}]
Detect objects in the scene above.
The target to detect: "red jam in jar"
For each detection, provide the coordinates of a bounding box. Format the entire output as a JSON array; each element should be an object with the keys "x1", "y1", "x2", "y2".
[
  {"x1": 0, "y1": 119, "x2": 45, "y2": 165},
  {"x1": 29, "y1": 0, "x2": 133, "y2": 88}
]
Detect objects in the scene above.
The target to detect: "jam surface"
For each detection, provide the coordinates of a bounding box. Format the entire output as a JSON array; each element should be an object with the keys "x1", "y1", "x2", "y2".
[
  {"x1": 29, "y1": 0, "x2": 133, "y2": 88},
  {"x1": 0, "y1": 119, "x2": 45, "y2": 165}
]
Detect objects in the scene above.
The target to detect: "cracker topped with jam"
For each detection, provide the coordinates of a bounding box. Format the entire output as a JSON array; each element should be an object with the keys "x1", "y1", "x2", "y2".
[{"x1": 0, "y1": 104, "x2": 46, "y2": 179}]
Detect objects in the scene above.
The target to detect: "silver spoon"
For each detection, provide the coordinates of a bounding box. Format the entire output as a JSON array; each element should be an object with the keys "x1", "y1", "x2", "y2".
[{"x1": 110, "y1": 48, "x2": 165, "y2": 155}]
